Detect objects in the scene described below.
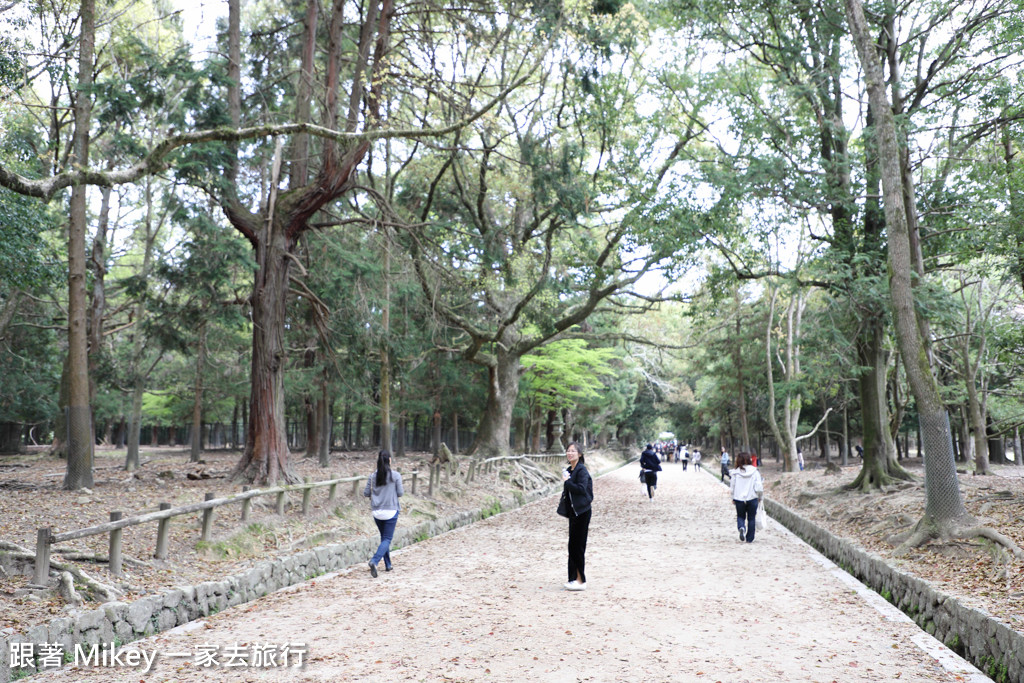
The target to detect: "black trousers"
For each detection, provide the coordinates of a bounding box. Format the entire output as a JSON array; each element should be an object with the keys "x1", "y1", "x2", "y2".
[
  {"x1": 567, "y1": 508, "x2": 592, "y2": 583},
  {"x1": 644, "y1": 471, "x2": 658, "y2": 498}
]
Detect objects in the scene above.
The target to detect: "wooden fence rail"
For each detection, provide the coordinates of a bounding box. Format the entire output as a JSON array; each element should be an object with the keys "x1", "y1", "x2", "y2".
[
  {"x1": 31, "y1": 453, "x2": 567, "y2": 586},
  {"x1": 32, "y1": 472, "x2": 386, "y2": 585}
]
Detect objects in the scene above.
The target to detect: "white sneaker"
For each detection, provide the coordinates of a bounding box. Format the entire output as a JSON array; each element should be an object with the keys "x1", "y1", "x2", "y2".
[
  {"x1": 566, "y1": 581, "x2": 587, "y2": 591},
  {"x1": 564, "y1": 581, "x2": 577, "y2": 590}
]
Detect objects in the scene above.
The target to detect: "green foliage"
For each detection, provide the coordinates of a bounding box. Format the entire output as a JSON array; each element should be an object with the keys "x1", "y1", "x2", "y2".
[
  {"x1": 0, "y1": 300, "x2": 61, "y2": 424},
  {"x1": 521, "y1": 339, "x2": 618, "y2": 413},
  {"x1": 0, "y1": 191, "x2": 62, "y2": 292}
]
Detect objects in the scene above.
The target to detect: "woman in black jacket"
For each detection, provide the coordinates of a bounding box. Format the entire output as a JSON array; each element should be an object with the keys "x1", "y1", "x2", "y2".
[
  {"x1": 639, "y1": 444, "x2": 662, "y2": 500},
  {"x1": 561, "y1": 442, "x2": 593, "y2": 591}
]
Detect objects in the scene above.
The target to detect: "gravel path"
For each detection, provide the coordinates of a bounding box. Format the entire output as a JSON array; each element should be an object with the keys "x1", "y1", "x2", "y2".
[{"x1": 40, "y1": 461, "x2": 987, "y2": 682}]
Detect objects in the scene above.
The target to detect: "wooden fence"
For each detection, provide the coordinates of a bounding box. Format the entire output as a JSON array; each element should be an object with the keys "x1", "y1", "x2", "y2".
[{"x1": 31, "y1": 453, "x2": 567, "y2": 585}]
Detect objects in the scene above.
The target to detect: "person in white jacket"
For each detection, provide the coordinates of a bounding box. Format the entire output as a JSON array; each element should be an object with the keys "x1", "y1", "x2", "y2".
[{"x1": 729, "y1": 452, "x2": 764, "y2": 543}]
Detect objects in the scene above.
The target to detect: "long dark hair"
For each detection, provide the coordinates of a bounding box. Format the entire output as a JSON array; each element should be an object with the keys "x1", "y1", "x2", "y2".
[
  {"x1": 374, "y1": 450, "x2": 392, "y2": 487},
  {"x1": 735, "y1": 452, "x2": 753, "y2": 469}
]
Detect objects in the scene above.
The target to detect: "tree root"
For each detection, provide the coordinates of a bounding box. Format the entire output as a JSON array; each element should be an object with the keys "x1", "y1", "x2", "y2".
[
  {"x1": 0, "y1": 540, "x2": 124, "y2": 601},
  {"x1": 843, "y1": 464, "x2": 916, "y2": 493},
  {"x1": 54, "y1": 549, "x2": 152, "y2": 568},
  {"x1": 892, "y1": 515, "x2": 1024, "y2": 560}
]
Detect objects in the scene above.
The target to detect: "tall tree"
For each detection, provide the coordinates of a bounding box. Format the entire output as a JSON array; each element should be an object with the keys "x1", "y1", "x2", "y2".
[
  {"x1": 389, "y1": 4, "x2": 704, "y2": 457},
  {"x1": 190, "y1": 0, "x2": 540, "y2": 483},
  {"x1": 62, "y1": 0, "x2": 97, "y2": 489},
  {"x1": 844, "y1": 0, "x2": 1021, "y2": 557}
]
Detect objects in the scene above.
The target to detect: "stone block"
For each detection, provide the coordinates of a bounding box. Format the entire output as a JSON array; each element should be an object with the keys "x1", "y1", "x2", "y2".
[
  {"x1": 126, "y1": 599, "x2": 154, "y2": 633},
  {"x1": 157, "y1": 607, "x2": 177, "y2": 631},
  {"x1": 163, "y1": 588, "x2": 184, "y2": 610},
  {"x1": 75, "y1": 608, "x2": 106, "y2": 635},
  {"x1": 102, "y1": 601, "x2": 129, "y2": 624}
]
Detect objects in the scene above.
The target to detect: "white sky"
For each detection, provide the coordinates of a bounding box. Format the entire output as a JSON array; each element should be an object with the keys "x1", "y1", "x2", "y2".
[{"x1": 174, "y1": 0, "x2": 226, "y2": 58}]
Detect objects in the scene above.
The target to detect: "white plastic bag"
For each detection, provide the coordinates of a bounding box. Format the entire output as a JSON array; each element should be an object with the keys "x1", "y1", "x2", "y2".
[{"x1": 755, "y1": 503, "x2": 766, "y2": 531}]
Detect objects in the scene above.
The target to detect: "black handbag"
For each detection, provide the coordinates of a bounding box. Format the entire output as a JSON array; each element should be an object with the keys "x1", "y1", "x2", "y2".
[{"x1": 556, "y1": 490, "x2": 570, "y2": 518}]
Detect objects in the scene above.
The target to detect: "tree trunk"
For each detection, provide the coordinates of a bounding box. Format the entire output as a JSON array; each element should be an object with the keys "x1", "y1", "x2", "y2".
[
  {"x1": 473, "y1": 350, "x2": 521, "y2": 458},
  {"x1": 190, "y1": 321, "x2": 207, "y2": 463},
  {"x1": 431, "y1": 409, "x2": 441, "y2": 457},
  {"x1": 395, "y1": 414, "x2": 406, "y2": 456},
  {"x1": 845, "y1": 0, "x2": 969, "y2": 530},
  {"x1": 305, "y1": 395, "x2": 318, "y2": 459},
  {"x1": 63, "y1": 0, "x2": 97, "y2": 491},
  {"x1": 379, "y1": 230, "x2": 392, "y2": 454},
  {"x1": 230, "y1": 228, "x2": 297, "y2": 484},
  {"x1": 452, "y1": 412, "x2": 460, "y2": 454},
  {"x1": 51, "y1": 357, "x2": 70, "y2": 459},
  {"x1": 841, "y1": 403, "x2": 849, "y2": 467},
  {"x1": 964, "y1": 353, "x2": 990, "y2": 474},
  {"x1": 733, "y1": 291, "x2": 750, "y2": 451},
  {"x1": 848, "y1": 318, "x2": 910, "y2": 490},
  {"x1": 87, "y1": 183, "x2": 111, "y2": 410},
  {"x1": 318, "y1": 379, "x2": 330, "y2": 466}
]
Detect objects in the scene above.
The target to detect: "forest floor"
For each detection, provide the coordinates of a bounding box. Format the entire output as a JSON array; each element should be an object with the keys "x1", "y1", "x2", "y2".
[
  {"x1": 1, "y1": 446, "x2": 1022, "y2": 642},
  {"x1": 761, "y1": 453, "x2": 1024, "y2": 629}
]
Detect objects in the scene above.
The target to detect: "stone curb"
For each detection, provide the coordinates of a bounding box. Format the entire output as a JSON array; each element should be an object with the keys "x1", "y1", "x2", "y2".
[
  {"x1": 763, "y1": 497, "x2": 1023, "y2": 683},
  {"x1": 0, "y1": 482, "x2": 565, "y2": 682},
  {"x1": 0, "y1": 455, "x2": 631, "y2": 682}
]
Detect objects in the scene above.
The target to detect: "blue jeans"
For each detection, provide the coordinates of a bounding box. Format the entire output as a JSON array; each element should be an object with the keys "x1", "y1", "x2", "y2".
[
  {"x1": 371, "y1": 512, "x2": 398, "y2": 568},
  {"x1": 734, "y1": 498, "x2": 759, "y2": 543}
]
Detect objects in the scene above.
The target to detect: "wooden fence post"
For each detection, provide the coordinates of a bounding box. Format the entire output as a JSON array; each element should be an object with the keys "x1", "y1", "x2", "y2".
[
  {"x1": 328, "y1": 478, "x2": 338, "y2": 505},
  {"x1": 32, "y1": 527, "x2": 51, "y2": 586},
  {"x1": 154, "y1": 503, "x2": 171, "y2": 559},
  {"x1": 411, "y1": 471, "x2": 418, "y2": 495},
  {"x1": 275, "y1": 491, "x2": 286, "y2": 515},
  {"x1": 240, "y1": 485, "x2": 251, "y2": 521},
  {"x1": 351, "y1": 478, "x2": 360, "y2": 496},
  {"x1": 201, "y1": 493, "x2": 215, "y2": 542},
  {"x1": 108, "y1": 512, "x2": 123, "y2": 576},
  {"x1": 301, "y1": 478, "x2": 312, "y2": 514},
  {"x1": 428, "y1": 464, "x2": 436, "y2": 497}
]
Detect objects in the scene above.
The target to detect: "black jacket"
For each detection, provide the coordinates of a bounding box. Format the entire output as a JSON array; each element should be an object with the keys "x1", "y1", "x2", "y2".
[
  {"x1": 563, "y1": 463, "x2": 593, "y2": 516},
  {"x1": 639, "y1": 449, "x2": 662, "y2": 472}
]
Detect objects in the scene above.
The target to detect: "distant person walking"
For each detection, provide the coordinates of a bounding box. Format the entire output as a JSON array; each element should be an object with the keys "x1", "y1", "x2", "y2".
[
  {"x1": 680, "y1": 446, "x2": 690, "y2": 471},
  {"x1": 639, "y1": 443, "x2": 662, "y2": 500},
  {"x1": 559, "y1": 442, "x2": 593, "y2": 591},
  {"x1": 363, "y1": 449, "x2": 403, "y2": 577},
  {"x1": 730, "y1": 452, "x2": 764, "y2": 543},
  {"x1": 719, "y1": 447, "x2": 731, "y2": 482},
  {"x1": 691, "y1": 449, "x2": 701, "y2": 471},
  {"x1": 797, "y1": 447, "x2": 805, "y2": 471}
]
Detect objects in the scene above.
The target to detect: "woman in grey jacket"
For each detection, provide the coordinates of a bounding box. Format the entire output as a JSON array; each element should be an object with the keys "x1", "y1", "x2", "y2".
[{"x1": 363, "y1": 450, "x2": 403, "y2": 577}]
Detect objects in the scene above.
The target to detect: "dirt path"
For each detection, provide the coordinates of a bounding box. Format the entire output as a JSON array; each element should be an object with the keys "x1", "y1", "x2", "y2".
[{"x1": 39, "y1": 462, "x2": 987, "y2": 682}]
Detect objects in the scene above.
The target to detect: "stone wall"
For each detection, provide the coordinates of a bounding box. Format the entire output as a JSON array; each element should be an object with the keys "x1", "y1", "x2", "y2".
[
  {"x1": 764, "y1": 498, "x2": 1023, "y2": 683},
  {"x1": 0, "y1": 486, "x2": 556, "y2": 682}
]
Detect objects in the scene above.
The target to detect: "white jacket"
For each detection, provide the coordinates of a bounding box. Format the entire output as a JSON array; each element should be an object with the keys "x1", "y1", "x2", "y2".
[{"x1": 730, "y1": 465, "x2": 763, "y2": 501}]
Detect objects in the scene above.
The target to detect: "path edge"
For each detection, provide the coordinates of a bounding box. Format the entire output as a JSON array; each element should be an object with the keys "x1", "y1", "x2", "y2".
[
  {"x1": 763, "y1": 496, "x2": 1022, "y2": 683},
  {"x1": 0, "y1": 454, "x2": 632, "y2": 682}
]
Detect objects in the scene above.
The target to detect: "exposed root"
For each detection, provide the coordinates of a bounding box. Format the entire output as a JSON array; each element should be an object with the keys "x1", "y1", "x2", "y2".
[
  {"x1": 54, "y1": 548, "x2": 152, "y2": 568},
  {"x1": 0, "y1": 540, "x2": 124, "y2": 601},
  {"x1": 892, "y1": 515, "x2": 1024, "y2": 560},
  {"x1": 957, "y1": 525, "x2": 1024, "y2": 561},
  {"x1": 843, "y1": 464, "x2": 916, "y2": 493}
]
